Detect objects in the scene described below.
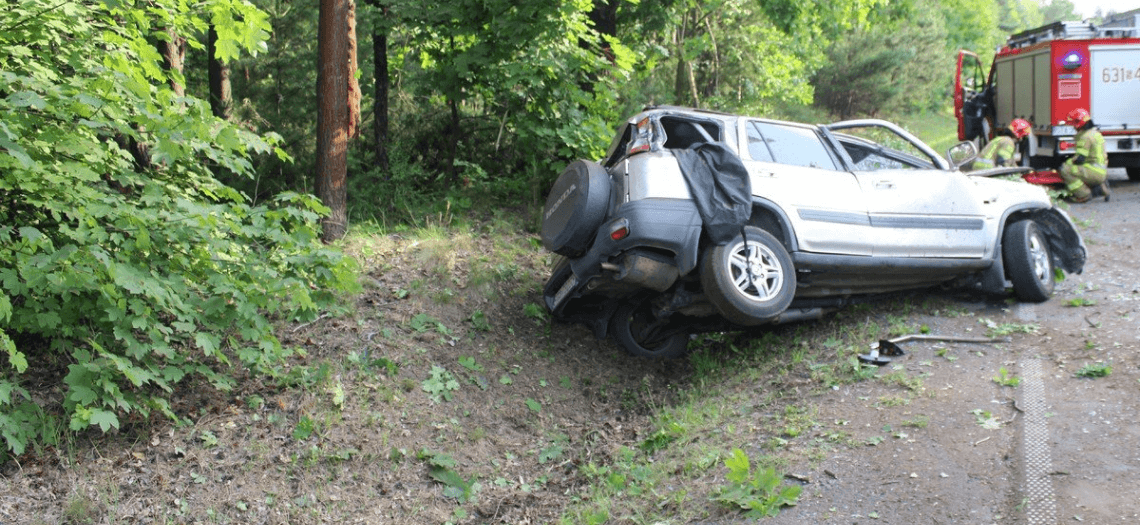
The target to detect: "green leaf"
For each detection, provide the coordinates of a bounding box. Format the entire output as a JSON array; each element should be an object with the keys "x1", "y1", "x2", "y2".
[
  {"x1": 89, "y1": 409, "x2": 120, "y2": 432},
  {"x1": 7, "y1": 91, "x2": 47, "y2": 110},
  {"x1": 0, "y1": 134, "x2": 33, "y2": 168},
  {"x1": 458, "y1": 356, "x2": 483, "y2": 372},
  {"x1": 725, "y1": 448, "x2": 751, "y2": 484}
]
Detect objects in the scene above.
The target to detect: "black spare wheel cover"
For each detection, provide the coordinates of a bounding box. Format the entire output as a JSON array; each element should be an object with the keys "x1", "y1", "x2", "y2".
[{"x1": 542, "y1": 160, "x2": 611, "y2": 257}]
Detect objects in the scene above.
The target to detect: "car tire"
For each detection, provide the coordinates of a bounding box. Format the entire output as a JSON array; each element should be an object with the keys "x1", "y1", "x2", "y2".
[
  {"x1": 1003, "y1": 220, "x2": 1054, "y2": 302},
  {"x1": 1127, "y1": 167, "x2": 1140, "y2": 182},
  {"x1": 609, "y1": 299, "x2": 690, "y2": 359},
  {"x1": 701, "y1": 226, "x2": 795, "y2": 326},
  {"x1": 541, "y1": 160, "x2": 611, "y2": 257}
]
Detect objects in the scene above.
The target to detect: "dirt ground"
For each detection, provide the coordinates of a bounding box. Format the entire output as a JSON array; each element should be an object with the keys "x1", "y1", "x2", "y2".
[{"x1": 0, "y1": 171, "x2": 1137, "y2": 525}]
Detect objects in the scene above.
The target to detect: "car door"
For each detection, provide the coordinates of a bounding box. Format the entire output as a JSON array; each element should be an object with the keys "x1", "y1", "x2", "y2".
[
  {"x1": 826, "y1": 122, "x2": 990, "y2": 258},
  {"x1": 741, "y1": 119, "x2": 872, "y2": 256}
]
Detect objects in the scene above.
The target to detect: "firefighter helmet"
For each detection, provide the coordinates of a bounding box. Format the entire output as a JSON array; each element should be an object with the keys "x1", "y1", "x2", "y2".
[
  {"x1": 1009, "y1": 118, "x2": 1031, "y2": 139},
  {"x1": 1065, "y1": 108, "x2": 1091, "y2": 127}
]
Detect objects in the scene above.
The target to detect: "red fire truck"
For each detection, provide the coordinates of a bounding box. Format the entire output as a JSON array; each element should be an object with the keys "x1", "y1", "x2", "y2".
[{"x1": 955, "y1": 10, "x2": 1140, "y2": 181}]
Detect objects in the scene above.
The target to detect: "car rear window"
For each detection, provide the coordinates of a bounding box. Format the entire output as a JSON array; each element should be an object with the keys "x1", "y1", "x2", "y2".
[
  {"x1": 747, "y1": 121, "x2": 836, "y2": 170},
  {"x1": 661, "y1": 116, "x2": 720, "y2": 149}
]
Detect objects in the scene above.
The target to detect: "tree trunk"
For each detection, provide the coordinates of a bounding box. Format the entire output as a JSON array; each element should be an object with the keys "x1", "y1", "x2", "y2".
[
  {"x1": 703, "y1": 16, "x2": 719, "y2": 98},
  {"x1": 588, "y1": 0, "x2": 618, "y2": 61},
  {"x1": 128, "y1": 29, "x2": 187, "y2": 172},
  {"x1": 346, "y1": 0, "x2": 361, "y2": 139},
  {"x1": 446, "y1": 35, "x2": 460, "y2": 186},
  {"x1": 371, "y1": 2, "x2": 390, "y2": 173},
  {"x1": 164, "y1": 29, "x2": 187, "y2": 96},
  {"x1": 207, "y1": 26, "x2": 233, "y2": 120},
  {"x1": 672, "y1": 14, "x2": 699, "y2": 107},
  {"x1": 316, "y1": 0, "x2": 355, "y2": 242}
]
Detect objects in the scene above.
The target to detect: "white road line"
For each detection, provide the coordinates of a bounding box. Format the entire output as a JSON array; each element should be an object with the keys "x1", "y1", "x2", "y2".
[{"x1": 1021, "y1": 358, "x2": 1057, "y2": 524}]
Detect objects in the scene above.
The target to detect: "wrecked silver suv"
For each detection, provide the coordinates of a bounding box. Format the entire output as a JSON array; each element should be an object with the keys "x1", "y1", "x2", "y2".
[{"x1": 541, "y1": 106, "x2": 1086, "y2": 358}]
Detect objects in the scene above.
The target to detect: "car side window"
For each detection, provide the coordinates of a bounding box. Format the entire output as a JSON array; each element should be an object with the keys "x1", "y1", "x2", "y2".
[
  {"x1": 745, "y1": 122, "x2": 775, "y2": 162},
  {"x1": 748, "y1": 121, "x2": 836, "y2": 170},
  {"x1": 829, "y1": 127, "x2": 937, "y2": 171},
  {"x1": 842, "y1": 141, "x2": 915, "y2": 171}
]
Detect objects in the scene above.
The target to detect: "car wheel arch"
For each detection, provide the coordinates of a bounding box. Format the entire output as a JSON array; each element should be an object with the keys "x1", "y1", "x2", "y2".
[
  {"x1": 998, "y1": 206, "x2": 1086, "y2": 276},
  {"x1": 748, "y1": 198, "x2": 799, "y2": 253},
  {"x1": 690, "y1": 199, "x2": 796, "y2": 275}
]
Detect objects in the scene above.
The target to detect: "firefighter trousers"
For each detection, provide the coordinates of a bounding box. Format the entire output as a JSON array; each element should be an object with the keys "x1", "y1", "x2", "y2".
[{"x1": 1059, "y1": 162, "x2": 1107, "y2": 201}]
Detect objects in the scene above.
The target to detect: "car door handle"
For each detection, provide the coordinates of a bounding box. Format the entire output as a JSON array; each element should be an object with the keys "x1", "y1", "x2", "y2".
[{"x1": 874, "y1": 179, "x2": 894, "y2": 189}]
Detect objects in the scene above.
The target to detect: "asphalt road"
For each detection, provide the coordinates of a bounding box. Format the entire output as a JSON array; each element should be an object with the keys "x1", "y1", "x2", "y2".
[{"x1": 766, "y1": 169, "x2": 1140, "y2": 525}]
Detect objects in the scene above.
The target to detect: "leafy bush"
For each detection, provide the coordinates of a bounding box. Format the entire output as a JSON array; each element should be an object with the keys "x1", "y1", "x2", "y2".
[
  {"x1": 713, "y1": 448, "x2": 802, "y2": 518},
  {"x1": 0, "y1": 0, "x2": 355, "y2": 456}
]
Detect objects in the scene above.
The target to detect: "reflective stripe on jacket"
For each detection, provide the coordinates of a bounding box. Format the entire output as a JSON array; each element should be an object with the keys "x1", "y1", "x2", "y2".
[
  {"x1": 975, "y1": 136, "x2": 1016, "y2": 168},
  {"x1": 1072, "y1": 128, "x2": 1107, "y2": 175}
]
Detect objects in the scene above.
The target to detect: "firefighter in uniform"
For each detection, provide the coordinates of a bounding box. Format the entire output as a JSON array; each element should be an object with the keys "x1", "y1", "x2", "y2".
[
  {"x1": 973, "y1": 118, "x2": 1032, "y2": 170},
  {"x1": 1059, "y1": 108, "x2": 1110, "y2": 203}
]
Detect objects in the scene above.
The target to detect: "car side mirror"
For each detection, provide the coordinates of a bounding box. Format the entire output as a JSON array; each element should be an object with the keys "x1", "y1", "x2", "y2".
[{"x1": 946, "y1": 141, "x2": 978, "y2": 170}]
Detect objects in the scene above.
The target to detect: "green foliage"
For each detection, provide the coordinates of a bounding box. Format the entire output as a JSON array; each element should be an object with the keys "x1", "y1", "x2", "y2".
[
  {"x1": 468, "y1": 310, "x2": 491, "y2": 332},
  {"x1": 992, "y1": 367, "x2": 1021, "y2": 387},
  {"x1": 813, "y1": 0, "x2": 950, "y2": 117},
  {"x1": 420, "y1": 449, "x2": 479, "y2": 503},
  {"x1": 980, "y1": 319, "x2": 1039, "y2": 337},
  {"x1": 355, "y1": 353, "x2": 399, "y2": 376},
  {"x1": 0, "y1": 0, "x2": 354, "y2": 455},
  {"x1": 421, "y1": 366, "x2": 460, "y2": 402},
  {"x1": 848, "y1": 355, "x2": 880, "y2": 381},
  {"x1": 344, "y1": 0, "x2": 630, "y2": 222},
  {"x1": 457, "y1": 356, "x2": 483, "y2": 373},
  {"x1": 1074, "y1": 362, "x2": 1112, "y2": 378},
  {"x1": 522, "y1": 303, "x2": 547, "y2": 324},
  {"x1": 538, "y1": 443, "x2": 564, "y2": 464},
  {"x1": 293, "y1": 416, "x2": 316, "y2": 440},
  {"x1": 410, "y1": 313, "x2": 448, "y2": 334},
  {"x1": 638, "y1": 421, "x2": 683, "y2": 454},
  {"x1": 970, "y1": 409, "x2": 1002, "y2": 429},
  {"x1": 713, "y1": 448, "x2": 802, "y2": 518}
]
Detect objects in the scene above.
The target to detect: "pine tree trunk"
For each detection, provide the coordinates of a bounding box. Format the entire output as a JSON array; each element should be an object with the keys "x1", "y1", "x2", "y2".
[
  {"x1": 372, "y1": 2, "x2": 390, "y2": 173},
  {"x1": 317, "y1": 0, "x2": 353, "y2": 242}
]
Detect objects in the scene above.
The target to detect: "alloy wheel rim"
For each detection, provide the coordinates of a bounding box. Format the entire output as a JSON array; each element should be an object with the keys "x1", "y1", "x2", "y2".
[
  {"x1": 1029, "y1": 233, "x2": 1049, "y2": 283},
  {"x1": 728, "y1": 241, "x2": 783, "y2": 302}
]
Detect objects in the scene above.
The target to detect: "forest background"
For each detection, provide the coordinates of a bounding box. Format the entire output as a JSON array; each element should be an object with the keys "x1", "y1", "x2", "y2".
[{"x1": 0, "y1": 0, "x2": 1095, "y2": 457}]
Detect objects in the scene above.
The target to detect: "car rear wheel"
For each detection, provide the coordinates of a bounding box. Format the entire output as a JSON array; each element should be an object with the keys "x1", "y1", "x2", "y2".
[
  {"x1": 701, "y1": 226, "x2": 795, "y2": 326},
  {"x1": 1003, "y1": 220, "x2": 1054, "y2": 302},
  {"x1": 1127, "y1": 167, "x2": 1140, "y2": 182},
  {"x1": 609, "y1": 299, "x2": 690, "y2": 359}
]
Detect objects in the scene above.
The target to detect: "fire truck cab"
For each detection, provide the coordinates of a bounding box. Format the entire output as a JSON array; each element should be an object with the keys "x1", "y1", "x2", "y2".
[{"x1": 955, "y1": 10, "x2": 1140, "y2": 181}]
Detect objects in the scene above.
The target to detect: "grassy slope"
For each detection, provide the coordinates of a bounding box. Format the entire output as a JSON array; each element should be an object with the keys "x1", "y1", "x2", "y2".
[{"x1": 28, "y1": 112, "x2": 974, "y2": 525}]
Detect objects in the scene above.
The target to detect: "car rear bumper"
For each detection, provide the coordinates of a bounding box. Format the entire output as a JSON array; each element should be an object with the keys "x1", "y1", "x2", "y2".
[{"x1": 545, "y1": 198, "x2": 703, "y2": 315}]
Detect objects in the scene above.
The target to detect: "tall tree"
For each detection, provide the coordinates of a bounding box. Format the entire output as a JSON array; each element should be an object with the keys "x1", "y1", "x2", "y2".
[
  {"x1": 369, "y1": 0, "x2": 390, "y2": 172},
  {"x1": 208, "y1": 26, "x2": 233, "y2": 119},
  {"x1": 316, "y1": 0, "x2": 360, "y2": 241},
  {"x1": 164, "y1": 30, "x2": 188, "y2": 96}
]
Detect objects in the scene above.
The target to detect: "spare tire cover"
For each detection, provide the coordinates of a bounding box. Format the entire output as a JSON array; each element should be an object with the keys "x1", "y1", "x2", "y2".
[{"x1": 542, "y1": 160, "x2": 611, "y2": 257}]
